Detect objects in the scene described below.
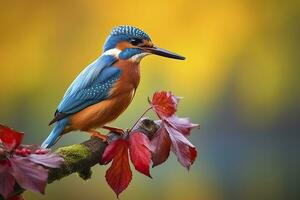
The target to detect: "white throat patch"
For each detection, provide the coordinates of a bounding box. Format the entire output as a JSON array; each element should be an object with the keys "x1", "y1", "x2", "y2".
[
  {"x1": 102, "y1": 48, "x2": 121, "y2": 58},
  {"x1": 129, "y1": 52, "x2": 150, "y2": 62}
]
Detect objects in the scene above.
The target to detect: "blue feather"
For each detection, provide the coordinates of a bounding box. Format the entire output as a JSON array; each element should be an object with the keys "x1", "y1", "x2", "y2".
[
  {"x1": 41, "y1": 118, "x2": 69, "y2": 148},
  {"x1": 42, "y1": 54, "x2": 122, "y2": 148},
  {"x1": 119, "y1": 48, "x2": 143, "y2": 60},
  {"x1": 57, "y1": 55, "x2": 121, "y2": 114}
]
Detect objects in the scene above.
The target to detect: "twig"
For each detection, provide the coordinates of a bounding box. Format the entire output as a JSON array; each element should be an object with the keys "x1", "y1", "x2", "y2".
[{"x1": 128, "y1": 107, "x2": 152, "y2": 132}]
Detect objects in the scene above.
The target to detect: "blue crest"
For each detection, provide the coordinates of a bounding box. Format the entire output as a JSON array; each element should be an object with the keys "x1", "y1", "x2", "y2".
[
  {"x1": 110, "y1": 25, "x2": 150, "y2": 40},
  {"x1": 103, "y1": 25, "x2": 151, "y2": 51}
]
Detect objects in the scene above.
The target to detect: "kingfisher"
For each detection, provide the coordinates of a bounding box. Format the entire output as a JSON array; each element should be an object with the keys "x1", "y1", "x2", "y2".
[{"x1": 41, "y1": 25, "x2": 185, "y2": 148}]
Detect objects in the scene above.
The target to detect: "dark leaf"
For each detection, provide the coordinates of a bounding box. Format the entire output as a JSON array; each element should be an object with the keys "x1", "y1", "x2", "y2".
[
  {"x1": 129, "y1": 132, "x2": 152, "y2": 177},
  {"x1": 10, "y1": 156, "x2": 48, "y2": 194},
  {"x1": 0, "y1": 161, "x2": 15, "y2": 199},
  {"x1": 149, "y1": 124, "x2": 171, "y2": 167},
  {"x1": 28, "y1": 153, "x2": 64, "y2": 168}
]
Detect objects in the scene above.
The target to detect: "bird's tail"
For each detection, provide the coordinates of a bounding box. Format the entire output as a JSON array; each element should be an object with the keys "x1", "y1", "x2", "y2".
[{"x1": 41, "y1": 118, "x2": 69, "y2": 149}]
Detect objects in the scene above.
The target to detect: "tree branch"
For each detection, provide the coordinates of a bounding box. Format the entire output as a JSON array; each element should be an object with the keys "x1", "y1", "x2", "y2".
[{"x1": 1, "y1": 119, "x2": 159, "y2": 199}]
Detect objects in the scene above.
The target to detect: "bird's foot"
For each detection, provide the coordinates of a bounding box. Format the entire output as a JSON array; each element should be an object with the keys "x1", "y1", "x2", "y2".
[
  {"x1": 102, "y1": 126, "x2": 125, "y2": 135},
  {"x1": 87, "y1": 130, "x2": 108, "y2": 142}
]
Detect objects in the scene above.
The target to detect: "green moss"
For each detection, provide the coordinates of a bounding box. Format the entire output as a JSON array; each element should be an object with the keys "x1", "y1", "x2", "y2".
[
  {"x1": 48, "y1": 144, "x2": 92, "y2": 182},
  {"x1": 56, "y1": 144, "x2": 91, "y2": 165}
]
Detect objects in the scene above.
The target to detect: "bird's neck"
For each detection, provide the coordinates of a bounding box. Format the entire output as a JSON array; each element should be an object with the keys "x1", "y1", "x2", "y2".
[{"x1": 115, "y1": 59, "x2": 141, "y2": 89}]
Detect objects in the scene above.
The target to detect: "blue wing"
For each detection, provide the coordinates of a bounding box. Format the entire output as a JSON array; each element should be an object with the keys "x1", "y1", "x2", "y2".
[{"x1": 49, "y1": 54, "x2": 121, "y2": 124}]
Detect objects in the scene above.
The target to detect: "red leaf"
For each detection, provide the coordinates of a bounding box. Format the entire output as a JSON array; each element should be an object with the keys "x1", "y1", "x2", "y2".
[
  {"x1": 167, "y1": 116, "x2": 199, "y2": 136},
  {"x1": 104, "y1": 139, "x2": 132, "y2": 198},
  {"x1": 101, "y1": 139, "x2": 120, "y2": 165},
  {"x1": 0, "y1": 162, "x2": 15, "y2": 199},
  {"x1": 149, "y1": 124, "x2": 171, "y2": 167},
  {"x1": 151, "y1": 91, "x2": 179, "y2": 118},
  {"x1": 165, "y1": 125, "x2": 197, "y2": 169},
  {"x1": 0, "y1": 124, "x2": 23, "y2": 150},
  {"x1": 129, "y1": 132, "x2": 152, "y2": 177},
  {"x1": 10, "y1": 157, "x2": 48, "y2": 194},
  {"x1": 28, "y1": 153, "x2": 64, "y2": 168}
]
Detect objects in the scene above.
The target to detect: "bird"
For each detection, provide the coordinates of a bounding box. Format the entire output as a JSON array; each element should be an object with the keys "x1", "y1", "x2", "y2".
[{"x1": 41, "y1": 25, "x2": 185, "y2": 148}]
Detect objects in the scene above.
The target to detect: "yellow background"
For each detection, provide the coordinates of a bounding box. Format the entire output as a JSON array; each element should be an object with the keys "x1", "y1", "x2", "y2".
[{"x1": 0, "y1": 1, "x2": 299, "y2": 199}]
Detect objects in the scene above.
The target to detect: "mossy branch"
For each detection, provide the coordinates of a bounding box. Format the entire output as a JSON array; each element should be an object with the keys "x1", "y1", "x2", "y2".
[{"x1": 2, "y1": 118, "x2": 159, "y2": 200}]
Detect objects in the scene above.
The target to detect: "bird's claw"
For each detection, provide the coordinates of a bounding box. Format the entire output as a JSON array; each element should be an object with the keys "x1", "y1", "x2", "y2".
[{"x1": 87, "y1": 130, "x2": 108, "y2": 142}]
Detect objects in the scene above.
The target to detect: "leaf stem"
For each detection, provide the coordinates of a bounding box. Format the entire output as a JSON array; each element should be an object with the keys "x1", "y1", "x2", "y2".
[{"x1": 128, "y1": 107, "x2": 153, "y2": 133}]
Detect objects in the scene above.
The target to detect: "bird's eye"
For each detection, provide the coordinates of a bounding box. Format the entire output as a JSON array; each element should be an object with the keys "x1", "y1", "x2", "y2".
[{"x1": 130, "y1": 38, "x2": 142, "y2": 46}]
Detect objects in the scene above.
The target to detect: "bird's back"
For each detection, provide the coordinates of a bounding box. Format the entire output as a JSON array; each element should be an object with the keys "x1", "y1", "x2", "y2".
[
  {"x1": 68, "y1": 59, "x2": 141, "y2": 131},
  {"x1": 49, "y1": 55, "x2": 119, "y2": 125}
]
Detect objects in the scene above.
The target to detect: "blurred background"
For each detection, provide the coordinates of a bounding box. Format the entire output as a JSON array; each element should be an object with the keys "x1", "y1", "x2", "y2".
[{"x1": 0, "y1": 0, "x2": 299, "y2": 199}]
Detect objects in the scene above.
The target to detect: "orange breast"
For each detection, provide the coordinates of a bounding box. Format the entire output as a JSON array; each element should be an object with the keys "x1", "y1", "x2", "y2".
[
  {"x1": 68, "y1": 60, "x2": 140, "y2": 132},
  {"x1": 109, "y1": 59, "x2": 140, "y2": 97}
]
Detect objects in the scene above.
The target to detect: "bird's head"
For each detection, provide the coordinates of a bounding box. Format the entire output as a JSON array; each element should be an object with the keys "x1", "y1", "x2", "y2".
[{"x1": 103, "y1": 25, "x2": 185, "y2": 62}]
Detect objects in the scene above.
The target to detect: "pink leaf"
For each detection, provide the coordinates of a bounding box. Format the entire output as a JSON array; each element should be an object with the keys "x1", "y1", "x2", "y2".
[
  {"x1": 28, "y1": 153, "x2": 64, "y2": 168},
  {"x1": 129, "y1": 132, "x2": 152, "y2": 177},
  {"x1": 10, "y1": 157, "x2": 48, "y2": 194},
  {"x1": 104, "y1": 139, "x2": 132, "y2": 198},
  {"x1": 165, "y1": 125, "x2": 197, "y2": 169},
  {"x1": 149, "y1": 124, "x2": 171, "y2": 167},
  {"x1": 167, "y1": 116, "x2": 199, "y2": 136},
  {"x1": 0, "y1": 161, "x2": 15, "y2": 199},
  {"x1": 0, "y1": 124, "x2": 23, "y2": 150},
  {"x1": 151, "y1": 91, "x2": 179, "y2": 118}
]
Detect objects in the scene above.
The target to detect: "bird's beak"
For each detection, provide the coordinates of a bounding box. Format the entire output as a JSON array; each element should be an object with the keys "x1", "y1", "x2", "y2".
[{"x1": 142, "y1": 46, "x2": 185, "y2": 60}]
